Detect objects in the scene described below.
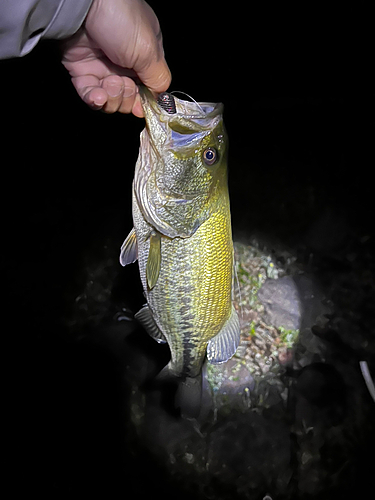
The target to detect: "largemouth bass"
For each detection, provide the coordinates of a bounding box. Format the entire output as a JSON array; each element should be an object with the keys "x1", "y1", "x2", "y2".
[{"x1": 120, "y1": 87, "x2": 240, "y2": 382}]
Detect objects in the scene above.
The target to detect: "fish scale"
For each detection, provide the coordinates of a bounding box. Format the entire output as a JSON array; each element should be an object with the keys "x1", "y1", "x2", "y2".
[{"x1": 133, "y1": 190, "x2": 233, "y2": 377}]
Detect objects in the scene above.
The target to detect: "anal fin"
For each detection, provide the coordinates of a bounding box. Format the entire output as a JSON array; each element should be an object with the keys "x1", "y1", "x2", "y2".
[
  {"x1": 135, "y1": 305, "x2": 166, "y2": 344},
  {"x1": 207, "y1": 306, "x2": 240, "y2": 364},
  {"x1": 119, "y1": 228, "x2": 138, "y2": 266}
]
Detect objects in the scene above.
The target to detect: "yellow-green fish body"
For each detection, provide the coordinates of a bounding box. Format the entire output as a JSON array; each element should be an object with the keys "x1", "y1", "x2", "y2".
[{"x1": 120, "y1": 88, "x2": 239, "y2": 378}]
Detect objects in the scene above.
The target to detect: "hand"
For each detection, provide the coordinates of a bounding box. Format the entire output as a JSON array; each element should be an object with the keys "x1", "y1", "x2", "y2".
[{"x1": 61, "y1": 0, "x2": 171, "y2": 116}]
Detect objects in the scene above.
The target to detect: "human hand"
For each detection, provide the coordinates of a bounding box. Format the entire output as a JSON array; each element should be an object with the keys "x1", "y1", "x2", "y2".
[{"x1": 61, "y1": 0, "x2": 171, "y2": 116}]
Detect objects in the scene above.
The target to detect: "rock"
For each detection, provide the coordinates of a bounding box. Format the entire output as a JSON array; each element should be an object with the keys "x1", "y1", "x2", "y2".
[
  {"x1": 292, "y1": 274, "x2": 331, "y2": 332},
  {"x1": 206, "y1": 357, "x2": 255, "y2": 413},
  {"x1": 257, "y1": 276, "x2": 302, "y2": 330}
]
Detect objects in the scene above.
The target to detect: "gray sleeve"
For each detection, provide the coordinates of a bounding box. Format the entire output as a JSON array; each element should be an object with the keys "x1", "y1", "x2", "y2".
[{"x1": 0, "y1": 0, "x2": 93, "y2": 59}]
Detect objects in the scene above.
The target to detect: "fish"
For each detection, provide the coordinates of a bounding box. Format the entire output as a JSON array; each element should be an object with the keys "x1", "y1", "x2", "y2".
[{"x1": 120, "y1": 87, "x2": 240, "y2": 411}]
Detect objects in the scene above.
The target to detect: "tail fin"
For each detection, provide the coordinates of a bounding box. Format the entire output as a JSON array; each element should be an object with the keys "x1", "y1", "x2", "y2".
[
  {"x1": 175, "y1": 375, "x2": 203, "y2": 419},
  {"x1": 156, "y1": 364, "x2": 203, "y2": 419}
]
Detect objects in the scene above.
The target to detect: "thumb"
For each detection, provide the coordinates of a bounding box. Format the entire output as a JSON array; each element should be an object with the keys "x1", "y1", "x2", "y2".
[
  {"x1": 136, "y1": 56, "x2": 172, "y2": 94},
  {"x1": 124, "y1": 1, "x2": 172, "y2": 93},
  {"x1": 85, "y1": 0, "x2": 171, "y2": 94},
  {"x1": 128, "y1": 8, "x2": 171, "y2": 93}
]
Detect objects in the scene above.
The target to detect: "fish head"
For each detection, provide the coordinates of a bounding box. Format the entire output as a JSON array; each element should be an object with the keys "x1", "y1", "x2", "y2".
[{"x1": 134, "y1": 87, "x2": 228, "y2": 238}]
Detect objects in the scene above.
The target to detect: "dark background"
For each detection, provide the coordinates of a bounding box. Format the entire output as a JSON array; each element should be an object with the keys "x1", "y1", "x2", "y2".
[{"x1": 2, "y1": 2, "x2": 374, "y2": 498}]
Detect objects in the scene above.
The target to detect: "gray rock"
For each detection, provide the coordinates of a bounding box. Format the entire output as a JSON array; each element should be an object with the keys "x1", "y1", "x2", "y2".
[
  {"x1": 257, "y1": 276, "x2": 302, "y2": 330},
  {"x1": 293, "y1": 274, "x2": 330, "y2": 332}
]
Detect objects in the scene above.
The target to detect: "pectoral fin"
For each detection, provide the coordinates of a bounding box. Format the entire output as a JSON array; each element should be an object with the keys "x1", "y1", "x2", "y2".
[
  {"x1": 135, "y1": 305, "x2": 166, "y2": 344},
  {"x1": 146, "y1": 231, "x2": 161, "y2": 289},
  {"x1": 207, "y1": 306, "x2": 241, "y2": 364},
  {"x1": 119, "y1": 228, "x2": 138, "y2": 266}
]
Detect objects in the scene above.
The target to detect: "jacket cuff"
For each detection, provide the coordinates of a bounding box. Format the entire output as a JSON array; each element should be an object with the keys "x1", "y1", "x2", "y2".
[
  {"x1": 43, "y1": 0, "x2": 93, "y2": 41},
  {"x1": 0, "y1": 0, "x2": 93, "y2": 58}
]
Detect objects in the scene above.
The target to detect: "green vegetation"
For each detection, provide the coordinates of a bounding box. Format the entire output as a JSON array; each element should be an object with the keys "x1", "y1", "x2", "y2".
[{"x1": 278, "y1": 326, "x2": 300, "y2": 348}]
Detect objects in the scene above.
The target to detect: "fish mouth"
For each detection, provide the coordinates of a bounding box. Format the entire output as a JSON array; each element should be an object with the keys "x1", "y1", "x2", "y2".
[{"x1": 139, "y1": 86, "x2": 223, "y2": 124}]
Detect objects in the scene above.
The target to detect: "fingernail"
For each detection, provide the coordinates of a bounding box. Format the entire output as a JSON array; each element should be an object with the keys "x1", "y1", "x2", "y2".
[
  {"x1": 123, "y1": 86, "x2": 135, "y2": 98},
  {"x1": 92, "y1": 102, "x2": 104, "y2": 109},
  {"x1": 107, "y1": 83, "x2": 123, "y2": 98}
]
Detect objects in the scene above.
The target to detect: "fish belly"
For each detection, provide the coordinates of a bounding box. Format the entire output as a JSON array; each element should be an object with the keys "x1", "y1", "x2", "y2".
[{"x1": 133, "y1": 192, "x2": 233, "y2": 377}]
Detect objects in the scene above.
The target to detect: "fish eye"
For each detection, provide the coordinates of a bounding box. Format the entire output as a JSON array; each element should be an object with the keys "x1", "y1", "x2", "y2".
[{"x1": 202, "y1": 147, "x2": 218, "y2": 166}]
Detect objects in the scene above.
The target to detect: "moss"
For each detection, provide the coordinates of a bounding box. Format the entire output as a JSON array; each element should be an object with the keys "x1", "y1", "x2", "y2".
[
  {"x1": 248, "y1": 320, "x2": 257, "y2": 336},
  {"x1": 278, "y1": 326, "x2": 300, "y2": 348}
]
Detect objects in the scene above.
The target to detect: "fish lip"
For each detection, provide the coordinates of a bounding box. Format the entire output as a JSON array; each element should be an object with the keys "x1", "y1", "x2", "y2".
[
  {"x1": 139, "y1": 86, "x2": 223, "y2": 121},
  {"x1": 139, "y1": 85, "x2": 161, "y2": 115}
]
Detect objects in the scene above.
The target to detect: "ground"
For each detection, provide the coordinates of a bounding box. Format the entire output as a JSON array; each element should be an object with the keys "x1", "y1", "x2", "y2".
[{"x1": 61, "y1": 225, "x2": 375, "y2": 500}]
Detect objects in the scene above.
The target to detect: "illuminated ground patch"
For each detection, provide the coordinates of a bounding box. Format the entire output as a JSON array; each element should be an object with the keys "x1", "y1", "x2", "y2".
[{"x1": 205, "y1": 239, "x2": 327, "y2": 415}]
